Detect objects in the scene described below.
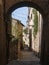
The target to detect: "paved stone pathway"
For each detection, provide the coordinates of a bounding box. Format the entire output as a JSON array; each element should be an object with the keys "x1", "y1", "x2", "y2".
[
  {"x1": 7, "y1": 50, "x2": 40, "y2": 65},
  {"x1": 21, "y1": 51, "x2": 40, "y2": 61},
  {"x1": 7, "y1": 60, "x2": 40, "y2": 65}
]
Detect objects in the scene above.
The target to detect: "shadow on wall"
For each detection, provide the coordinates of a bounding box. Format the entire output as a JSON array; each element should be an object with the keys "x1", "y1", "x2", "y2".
[
  {"x1": 32, "y1": 49, "x2": 41, "y2": 58},
  {"x1": 7, "y1": 34, "x2": 18, "y2": 62}
]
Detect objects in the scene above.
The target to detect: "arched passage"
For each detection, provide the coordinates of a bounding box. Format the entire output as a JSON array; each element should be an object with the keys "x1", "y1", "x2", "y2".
[
  {"x1": 7, "y1": 1, "x2": 44, "y2": 16},
  {"x1": 5, "y1": 1, "x2": 45, "y2": 65}
]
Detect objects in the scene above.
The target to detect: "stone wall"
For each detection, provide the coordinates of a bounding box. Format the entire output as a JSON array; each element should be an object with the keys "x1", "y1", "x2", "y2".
[{"x1": 0, "y1": 1, "x2": 6, "y2": 65}]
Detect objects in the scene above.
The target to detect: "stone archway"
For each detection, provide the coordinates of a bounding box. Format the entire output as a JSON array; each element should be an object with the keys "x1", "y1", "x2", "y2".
[
  {"x1": 0, "y1": 0, "x2": 48, "y2": 65},
  {"x1": 6, "y1": 1, "x2": 45, "y2": 65}
]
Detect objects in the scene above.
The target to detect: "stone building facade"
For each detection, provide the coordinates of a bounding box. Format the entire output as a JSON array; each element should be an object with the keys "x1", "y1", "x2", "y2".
[
  {"x1": 8, "y1": 18, "x2": 24, "y2": 61},
  {"x1": 12, "y1": 18, "x2": 24, "y2": 39},
  {"x1": 27, "y1": 7, "x2": 43, "y2": 57}
]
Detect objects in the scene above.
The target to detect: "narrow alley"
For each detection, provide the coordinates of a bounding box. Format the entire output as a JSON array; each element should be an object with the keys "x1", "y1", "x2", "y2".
[
  {"x1": 7, "y1": 7, "x2": 41, "y2": 65},
  {"x1": 7, "y1": 46, "x2": 40, "y2": 65}
]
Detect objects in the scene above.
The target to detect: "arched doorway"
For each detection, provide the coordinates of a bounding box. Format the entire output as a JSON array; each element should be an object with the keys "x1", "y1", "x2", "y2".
[{"x1": 6, "y1": 1, "x2": 45, "y2": 65}]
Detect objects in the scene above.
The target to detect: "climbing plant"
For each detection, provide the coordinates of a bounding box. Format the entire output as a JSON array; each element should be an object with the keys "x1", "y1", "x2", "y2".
[
  {"x1": 23, "y1": 27, "x2": 28, "y2": 34},
  {"x1": 16, "y1": 28, "x2": 22, "y2": 39},
  {"x1": 33, "y1": 9, "x2": 38, "y2": 38}
]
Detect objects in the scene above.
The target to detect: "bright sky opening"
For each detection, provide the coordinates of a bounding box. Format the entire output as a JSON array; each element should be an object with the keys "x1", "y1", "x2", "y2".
[{"x1": 12, "y1": 7, "x2": 28, "y2": 26}]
